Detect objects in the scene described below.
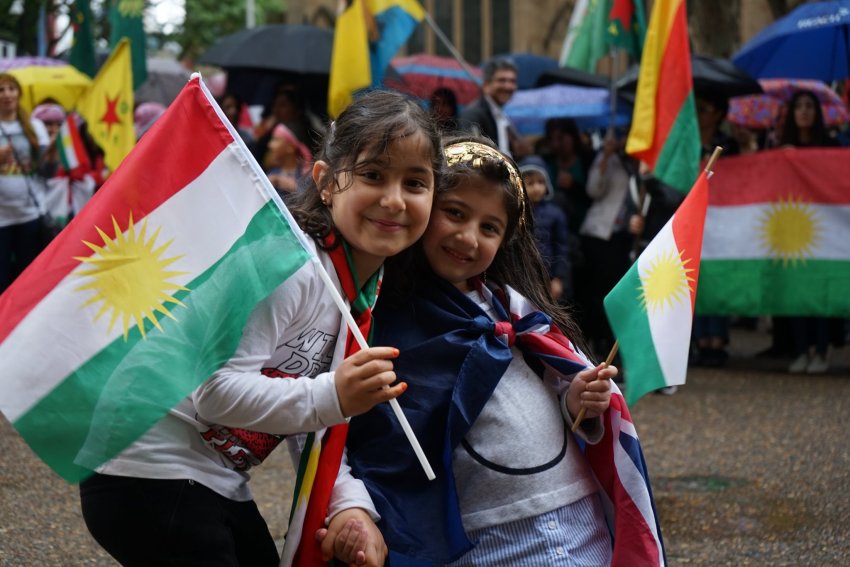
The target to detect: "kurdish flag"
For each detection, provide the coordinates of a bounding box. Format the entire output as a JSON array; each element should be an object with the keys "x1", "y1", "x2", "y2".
[
  {"x1": 0, "y1": 75, "x2": 314, "y2": 483},
  {"x1": 604, "y1": 168, "x2": 709, "y2": 405},
  {"x1": 57, "y1": 113, "x2": 92, "y2": 178},
  {"x1": 77, "y1": 38, "x2": 135, "y2": 172},
  {"x1": 625, "y1": 0, "x2": 699, "y2": 193},
  {"x1": 697, "y1": 147, "x2": 850, "y2": 317}
]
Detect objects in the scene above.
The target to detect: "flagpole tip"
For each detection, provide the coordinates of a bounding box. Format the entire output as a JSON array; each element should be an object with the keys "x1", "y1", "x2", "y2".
[
  {"x1": 705, "y1": 146, "x2": 724, "y2": 174},
  {"x1": 190, "y1": 71, "x2": 202, "y2": 82}
]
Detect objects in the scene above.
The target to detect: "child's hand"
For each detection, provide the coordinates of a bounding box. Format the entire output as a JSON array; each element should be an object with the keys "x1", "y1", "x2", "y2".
[
  {"x1": 334, "y1": 346, "x2": 406, "y2": 417},
  {"x1": 566, "y1": 363, "x2": 615, "y2": 420},
  {"x1": 316, "y1": 508, "x2": 388, "y2": 567}
]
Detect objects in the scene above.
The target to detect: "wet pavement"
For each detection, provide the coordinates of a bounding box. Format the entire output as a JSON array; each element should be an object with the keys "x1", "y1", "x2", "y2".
[{"x1": 1, "y1": 326, "x2": 848, "y2": 566}]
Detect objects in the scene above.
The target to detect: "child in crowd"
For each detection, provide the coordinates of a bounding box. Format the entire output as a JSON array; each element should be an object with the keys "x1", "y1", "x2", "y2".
[
  {"x1": 79, "y1": 90, "x2": 443, "y2": 567},
  {"x1": 265, "y1": 123, "x2": 313, "y2": 195},
  {"x1": 519, "y1": 155, "x2": 571, "y2": 301},
  {"x1": 341, "y1": 137, "x2": 665, "y2": 565}
]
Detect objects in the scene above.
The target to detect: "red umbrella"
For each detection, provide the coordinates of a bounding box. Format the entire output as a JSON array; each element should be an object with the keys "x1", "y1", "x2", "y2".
[
  {"x1": 384, "y1": 54, "x2": 482, "y2": 106},
  {"x1": 728, "y1": 78, "x2": 849, "y2": 128}
]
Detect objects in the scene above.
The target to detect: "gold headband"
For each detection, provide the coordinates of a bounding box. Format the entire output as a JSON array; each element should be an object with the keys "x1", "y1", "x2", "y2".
[{"x1": 443, "y1": 142, "x2": 527, "y2": 227}]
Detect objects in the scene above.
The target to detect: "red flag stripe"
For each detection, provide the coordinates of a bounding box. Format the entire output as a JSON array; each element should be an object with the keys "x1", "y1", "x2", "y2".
[
  {"x1": 0, "y1": 78, "x2": 231, "y2": 343},
  {"x1": 706, "y1": 148, "x2": 850, "y2": 206},
  {"x1": 671, "y1": 171, "x2": 709, "y2": 309}
]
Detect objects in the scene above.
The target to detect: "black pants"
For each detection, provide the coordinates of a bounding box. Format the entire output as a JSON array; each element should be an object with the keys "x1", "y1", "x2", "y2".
[{"x1": 80, "y1": 473, "x2": 279, "y2": 567}]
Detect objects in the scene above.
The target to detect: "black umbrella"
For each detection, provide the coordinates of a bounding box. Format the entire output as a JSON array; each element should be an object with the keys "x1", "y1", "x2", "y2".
[
  {"x1": 198, "y1": 24, "x2": 333, "y2": 74},
  {"x1": 198, "y1": 24, "x2": 333, "y2": 115},
  {"x1": 616, "y1": 55, "x2": 763, "y2": 99}
]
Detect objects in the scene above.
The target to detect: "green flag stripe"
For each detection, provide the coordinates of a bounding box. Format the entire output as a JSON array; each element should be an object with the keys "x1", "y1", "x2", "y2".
[
  {"x1": 604, "y1": 264, "x2": 668, "y2": 406},
  {"x1": 14, "y1": 202, "x2": 311, "y2": 482},
  {"x1": 654, "y1": 93, "x2": 700, "y2": 193},
  {"x1": 696, "y1": 259, "x2": 850, "y2": 316}
]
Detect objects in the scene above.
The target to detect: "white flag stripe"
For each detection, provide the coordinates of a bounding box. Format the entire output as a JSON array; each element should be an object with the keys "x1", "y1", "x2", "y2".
[
  {"x1": 0, "y1": 144, "x2": 268, "y2": 420},
  {"x1": 637, "y1": 221, "x2": 692, "y2": 387},
  {"x1": 702, "y1": 204, "x2": 850, "y2": 260}
]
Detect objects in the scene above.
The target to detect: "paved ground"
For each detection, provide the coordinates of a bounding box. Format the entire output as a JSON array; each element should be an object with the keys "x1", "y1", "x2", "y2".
[{"x1": 1, "y1": 326, "x2": 848, "y2": 566}]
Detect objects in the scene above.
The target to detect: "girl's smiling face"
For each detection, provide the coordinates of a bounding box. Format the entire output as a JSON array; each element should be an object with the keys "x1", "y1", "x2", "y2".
[
  {"x1": 315, "y1": 131, "x2": 435, "y2": 281},
  {"x1": 422, "y1": 178, "x2": 509, "y2": 292}
]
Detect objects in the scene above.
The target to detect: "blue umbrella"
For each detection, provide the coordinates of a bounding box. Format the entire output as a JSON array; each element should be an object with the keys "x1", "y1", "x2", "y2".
[
  {"x1": 503, "y1": 84, "x2": 631, "y2": 136},
  {"x1": 732, "y1": 0, "x2": 850, "y2": 82}
]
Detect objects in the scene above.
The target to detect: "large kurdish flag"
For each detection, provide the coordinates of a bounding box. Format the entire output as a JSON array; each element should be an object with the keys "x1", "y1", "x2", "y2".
[
  {"x1": 605, "y1": 170, "x2": 709, "y2": 405},
  {"x1": 0, "y1": 76, "x2": 313, "y2": 483},
  {"x1": 625, "y1": 0, "x2": 699, "y2": 193},
  {"x1": 697, "y1": 147, "x2": 850, "y2": 316}
]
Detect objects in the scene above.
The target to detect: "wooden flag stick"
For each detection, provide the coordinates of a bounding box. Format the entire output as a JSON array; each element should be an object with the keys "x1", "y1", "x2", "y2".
[
  {"x1": 705, "y1": 146, "x2": 723, "y2": 173},
  {"x1": 571, "y1": 340, "x2": 619, "y2": 433}
]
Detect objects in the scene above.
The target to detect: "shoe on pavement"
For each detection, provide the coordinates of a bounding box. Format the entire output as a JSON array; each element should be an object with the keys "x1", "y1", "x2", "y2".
[
  {"x1": 656, "y1": 385, "x2": 678, "y2": 395},
  {"x1": 788, "y1": 353, "x2": 809, "y2": 373},
  {"x1": 806, "y1": 354, "x2": 829, "y2": 374}
]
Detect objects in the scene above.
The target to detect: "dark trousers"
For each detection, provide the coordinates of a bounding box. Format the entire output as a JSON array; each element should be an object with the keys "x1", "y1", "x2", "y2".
[
  {"x1": 0, "y1": 218, "x2": 43, "y2": 292},
  {"x1": 80, "y1": 473, "x2": 279, "y2": 567}
]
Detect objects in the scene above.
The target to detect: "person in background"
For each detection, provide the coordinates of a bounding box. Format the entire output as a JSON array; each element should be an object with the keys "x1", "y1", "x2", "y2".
[
  {"x1": 429, "y1": 87, "x2": 459, "y2": 133},
  {"x1": 252, "y1": 86, "x2": 316, "y2": 164},
  {"x1": 31, "y1": 103, "x2": 96, "y2": 227},
  {"x1": 264, "y1": 123, "x2": 312, "y2": 195},
  {"x1": 218, "y1": 91, "x2": 255, "y2": 149},
  {"x1": 0, "y1": 73, "x2": 52, "y2": 291},
  {"x1": 578, "y1": 130, "x2": 637, "y2": 360},
  {"x1": 691, "y1": 92, "x2": 740, "y2": 367},
  {"x1": 134, "y1": 102, "x2": 167, "y2": 140},
  {"x1": 519, "y1": 155, "x2": 571, "y2": 301},
  {"x1": 458, "y1": 57, "x2": 530, "y2": 159},
  {"x1": 781, "y1": 90, "x2": 841, "y2": 374}
]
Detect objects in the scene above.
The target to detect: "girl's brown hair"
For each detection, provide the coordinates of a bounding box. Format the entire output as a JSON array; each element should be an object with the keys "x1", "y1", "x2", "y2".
[
  {"x1": 0, "y1": 73, "x2": 39, "y2": 151},
  {"x1": 285, "y1": 90, "x2": 443, "y2": 249}
]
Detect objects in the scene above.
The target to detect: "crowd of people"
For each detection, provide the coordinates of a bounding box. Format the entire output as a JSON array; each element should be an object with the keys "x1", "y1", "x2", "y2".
[{"x1": 2, "y1": 52, "x2": 848, "y2": 565}]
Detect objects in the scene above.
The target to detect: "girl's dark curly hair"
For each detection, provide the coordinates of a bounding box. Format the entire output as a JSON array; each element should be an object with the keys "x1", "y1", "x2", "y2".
[{"x1": 285, "y1": 90, "x2": 443, "y2": 250}]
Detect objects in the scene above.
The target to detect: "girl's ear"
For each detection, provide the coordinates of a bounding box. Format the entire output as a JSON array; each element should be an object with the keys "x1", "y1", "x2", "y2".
[{"x1": 312, "y1": 160, "x2": 331, "y2": 204}]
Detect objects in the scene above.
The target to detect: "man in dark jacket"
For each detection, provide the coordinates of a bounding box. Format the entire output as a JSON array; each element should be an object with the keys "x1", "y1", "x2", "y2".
[{"x1": 458, "y1": 57, "x2": 529, "y2": 159}]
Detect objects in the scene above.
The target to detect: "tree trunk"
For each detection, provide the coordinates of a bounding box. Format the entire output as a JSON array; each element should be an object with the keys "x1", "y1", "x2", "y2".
[{"x1": 689, "y1": 0, "x2": 742, "y2": 58}]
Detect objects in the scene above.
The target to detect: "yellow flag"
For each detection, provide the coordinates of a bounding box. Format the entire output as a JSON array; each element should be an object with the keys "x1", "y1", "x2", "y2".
[
  {"x1": 328, "y1": 0, "x2": 371, "y2": 118},
  {"x1": 77, "y1": 38, "x2": 135, "y2": 171}
]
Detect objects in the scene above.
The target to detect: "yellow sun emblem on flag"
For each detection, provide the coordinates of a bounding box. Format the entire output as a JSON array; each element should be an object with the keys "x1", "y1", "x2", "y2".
[
  {"x1": 74, "y1": 214, "x2": 189, "y2": 340},
  {"x1": 759, "y1": 196, "x2": 821, "y2": 266},
  {"x1": 639, "y1": 249, "x2": 695, "y2": 314}
]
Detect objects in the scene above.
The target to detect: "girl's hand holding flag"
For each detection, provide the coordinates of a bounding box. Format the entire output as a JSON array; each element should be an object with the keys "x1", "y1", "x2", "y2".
[
  {"x1": 565, "y1": 362, "x2": 616, "y2": 422},
  {"x1": 334, "y1": 346, "x2": 406, "y2": 417}
]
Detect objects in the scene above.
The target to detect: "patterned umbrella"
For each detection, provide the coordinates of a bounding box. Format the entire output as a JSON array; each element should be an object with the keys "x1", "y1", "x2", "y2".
[
  {"x1": 0, "y1": 56, "x2": 92, "y2": 113},
  {"x1": 728, "y1": 78, "x2": 849, "y2": 128},
  {"x1": 384, "y1": 54, "x2": 483, "y2": 106}
]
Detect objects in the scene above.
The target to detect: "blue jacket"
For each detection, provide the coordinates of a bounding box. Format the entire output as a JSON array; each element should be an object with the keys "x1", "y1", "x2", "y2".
[{"x1": 532, "y1": 200, "x2": 570, "y2": 282}]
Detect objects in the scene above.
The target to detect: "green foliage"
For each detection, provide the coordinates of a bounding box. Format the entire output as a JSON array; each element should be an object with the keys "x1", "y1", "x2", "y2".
[{"x1": 177, "y1": 0, "x2": 287, "y2": 62}]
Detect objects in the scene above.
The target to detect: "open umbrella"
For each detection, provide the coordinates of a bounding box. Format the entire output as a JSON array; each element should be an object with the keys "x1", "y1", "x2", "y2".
[
  {"x1": 728, "y1": 78, "x2": 850, "y2": 128},
  {"x1": 732, "y1": 0, "x2": 850, "y2": 82},
  {"x1": 198, "y1": 24, "x2": 333, "y2": 112},
  {"x1": 617, "y1": 54, "x2": 762, "y2": 99},
  {"x1": 384, "y1": 54, "x2": 483, "y2": 106},
  {"x1": 503, "y1": 84, "x2": 632, "y2": 136},
  {"x1": 135, "y1": 58, "x2": 191, "y2": 106},
  {"x1": 0, "y1": 56, "x2": 92, "y2": 112}
]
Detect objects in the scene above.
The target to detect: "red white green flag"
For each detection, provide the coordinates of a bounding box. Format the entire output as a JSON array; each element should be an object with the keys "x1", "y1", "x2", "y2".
[
  {"x1": 604, "y1": 169, "x2": 709, "y2": 405},
  {"x1": 625, "y1": 0, "x2": 700, "y2": 192},
  {"x1": 697, "y1": 147, "x2": 850, "y2": 317},
  {"x1": 57, "y1": 113, "x2": 91, "y2": 177},
  {"x1": 560, "y1": 0, "x2": 646, "y2": 72},
  {"x1": 0, "y1": 75, "x2": 313, "y2": 482}
]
